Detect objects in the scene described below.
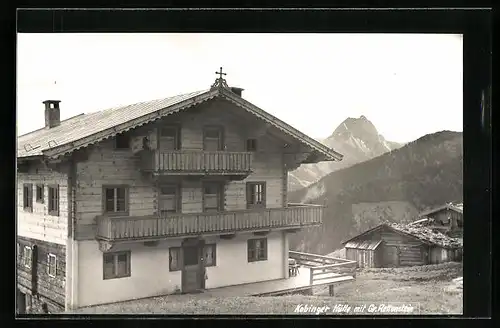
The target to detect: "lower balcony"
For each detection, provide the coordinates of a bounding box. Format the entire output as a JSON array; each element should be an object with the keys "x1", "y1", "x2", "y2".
[{"x1": 96, "y1": 204, "x2": 323, "y2": 245}]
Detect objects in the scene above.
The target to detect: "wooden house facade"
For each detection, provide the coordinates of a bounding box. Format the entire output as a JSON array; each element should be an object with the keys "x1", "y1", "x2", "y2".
[
  {"x1": 343, "y1": 223, "x2": 463, "y2": 269},
  {"x1": 16, "y1": 72, "x2": 343, "y2": 313}
]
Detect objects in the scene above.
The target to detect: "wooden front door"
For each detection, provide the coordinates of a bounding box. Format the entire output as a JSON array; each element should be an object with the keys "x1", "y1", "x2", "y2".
[
  {"x1": 384, "y1": 246, "x2": 400, "y2": 267},
  {"x1": 181, "y1": 240, "x2": 205, "y2": 293}
]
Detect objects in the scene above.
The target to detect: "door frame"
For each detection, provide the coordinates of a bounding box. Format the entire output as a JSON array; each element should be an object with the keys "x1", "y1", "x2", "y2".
[{"x1": 181, "y1": 238, "x2": 206, "y2": 293}]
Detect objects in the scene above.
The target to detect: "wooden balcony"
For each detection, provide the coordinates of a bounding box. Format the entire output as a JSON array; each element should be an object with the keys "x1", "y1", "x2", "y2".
[
  {"x1": 96, "y1": 204, "x2": 323, "y2": 243},
  {"x1": 139, "y1": 150, "x2": 253, "y2": 178}
]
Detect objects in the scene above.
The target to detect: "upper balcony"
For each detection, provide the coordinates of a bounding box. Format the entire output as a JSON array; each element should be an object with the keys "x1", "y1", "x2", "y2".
[
  {"x1": 96, "y1": 203, "x2": 323, "y2": 247},
  {"x1": 139, "y1": 150, "x2": 253, "y2": 179}
]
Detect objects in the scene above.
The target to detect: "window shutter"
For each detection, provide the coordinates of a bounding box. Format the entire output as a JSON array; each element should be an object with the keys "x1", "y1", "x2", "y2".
[{"x1": 55, "y1": 185, "x2": 60, "y2": 216}]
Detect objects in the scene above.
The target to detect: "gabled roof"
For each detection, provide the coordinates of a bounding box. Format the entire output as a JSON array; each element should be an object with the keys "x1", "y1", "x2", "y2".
[
  {"x1": 419, "y1": 202, "x2": 464, "y2": 217},
  {"x1": 17, "y1": 86, "x2": 343, "y2": 162},
  {"x1": 342, "y1": 222, "x2": 463, "y2": 249}
]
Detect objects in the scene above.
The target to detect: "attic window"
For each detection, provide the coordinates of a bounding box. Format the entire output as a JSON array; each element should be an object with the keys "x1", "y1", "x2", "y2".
[
  {"x1": 115, "y1": 134, "x2": 130, "y2": 150},
  {"x1": 246, "y1": 139, "x2": 257, "y2": 152}
]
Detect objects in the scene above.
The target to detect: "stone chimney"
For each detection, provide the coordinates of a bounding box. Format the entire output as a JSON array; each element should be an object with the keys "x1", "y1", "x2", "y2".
[
  {"x1": 43, "y1": 100, "x2": 61, "y2": 129},
  {"x1": 230, "y1": 87, "x2": 244, "y2": 97}
]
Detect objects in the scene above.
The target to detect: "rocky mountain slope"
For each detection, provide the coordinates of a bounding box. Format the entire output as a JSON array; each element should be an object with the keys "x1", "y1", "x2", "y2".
[
  {"x1": 288, "y1": 130, "x2": 463, "y2": 254},
  {"x1": 288, "y1": 115, "x2": 404, "y2": 191}
]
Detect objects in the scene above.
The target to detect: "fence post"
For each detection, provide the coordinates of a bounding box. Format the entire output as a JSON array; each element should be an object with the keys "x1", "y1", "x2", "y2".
[
  {"x1": 329, "y1": 285, "x2": 335, "y2": 296},
  {"x1": 309, "y1": 268, "x2": 314, "y2": 286}
]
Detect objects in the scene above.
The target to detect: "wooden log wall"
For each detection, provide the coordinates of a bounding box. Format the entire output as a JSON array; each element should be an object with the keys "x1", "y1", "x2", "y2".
[{"x1": 17, "y1": 236, "x2": 66, "y2": 312}]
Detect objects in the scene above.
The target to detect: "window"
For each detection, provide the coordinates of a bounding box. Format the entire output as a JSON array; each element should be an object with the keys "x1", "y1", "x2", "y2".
[
  {"x1": 169, "y1": 247, "x2": 181, "y2": 272},
  {"x1": 47, "y1": 253, "x2": 57, "y2": 277},
  {"x1": 23, "y1": 184, "x2": 33, "y2": 212},
  {"x1": 160, "y1": 126, "x2": 180, "y2": 150},
  {"x1": 103, "y1": 252, "x2": 131, "y2": 279},
  {"x1": 159, "y1": 184, "x2": 180, "y2": 215},
  {"x1": 103, "y1": 186, "x2": 128, "y2": 214},
  {"x1": 115, "y1": 134, "x2": 130, "y2": 150},
  {"x1": 36, "y1": 184, "x2": 44, "y2": 203},
  {"x1": 203, "y1": 244, "x2": 216, "y2": 267},
  {"x1": 248, "y1": 238, "x2": 267, "y2": 262},
  {"x1": 203, "y1": 182, "x2": 223, "y2": 212},
  {"x1": 246, "y1": 182, "x2": 266, "y2": 208},
  {"x1": 203, "y1": 126, "x2": 223, "y2": 151},
  {"x1": 48, "y1": 185, "x2": 59, "y2": 216},
  {"x1": 23, "y1": 246, "x2": 32, "y2": 268},
  {"x1": 246, "y1": 139, "x2": 257, "y2": 152}
]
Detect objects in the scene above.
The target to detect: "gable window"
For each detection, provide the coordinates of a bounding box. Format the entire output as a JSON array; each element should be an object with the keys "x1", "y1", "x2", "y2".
[
  {"x1": 169, "y1": 247, "x2": 181, "y2": 272},
  {"x1": 103, "y1": 186, "x2": 128, "y2": 214},
  {"x1": 115, "y1": 134, "x2": 130, "y2": 150},
  {"x1": 36, "y1": 184, "x2": 44, "y2": 203},
  {"x1": 23, "y1": 246, "x2": 32, "y2": 268},
  {"x1": 203, "y1": 182, "x2": 223, "y2": 212},
  {"x1": 248, "y1": 238, "x2": 267, "y2": 262},
  {"x1": 23, "y1": 184, "x2": 33, "y2": 212},
  {"x1": 159, "y1": 184, "x2": 180, "y2": 215},
  {"x1": 246, "y1": 182, "x2": 266, "y2": 209},
  {"x1": 103, "y1": 251, "x2": 131, "y2": 280},
  {"x1": 47, "y1": 253, "x2": 57, "y2": 277},
  {"x1": 203, "y1": 126, "x2": 223, "y2": 151},
  {"x1": 160, "y1": 126, "x2": 181, "y2": 150},
  {"x1": 48, "y1": 185, "x2": 59, "y2": 216},
  {"x1": 246, "y1": 139, "x2": 257, "y2": 152},
  {"x1": 203, "y1": 244, "x2": 216, "y2": 267}
]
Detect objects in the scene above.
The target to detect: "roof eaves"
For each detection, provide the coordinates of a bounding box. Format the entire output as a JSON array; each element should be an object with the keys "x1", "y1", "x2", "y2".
[
  {"x1": 41, "y1": 89, "x2": 218, "y2": 159},
  {"x1": 220, "y1": 89, "x2": 344, "y2": 162},
  {"x1": 341, "y1": 224, "x2": 386, "y2": 244}
]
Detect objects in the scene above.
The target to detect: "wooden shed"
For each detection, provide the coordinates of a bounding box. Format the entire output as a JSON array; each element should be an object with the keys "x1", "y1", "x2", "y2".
[
  {"x1": 342, "y1": 223, "x2": 463, "y2": 268},
  {"x1": 417, "y1": 202, "x2": 463, "y2": 238}
]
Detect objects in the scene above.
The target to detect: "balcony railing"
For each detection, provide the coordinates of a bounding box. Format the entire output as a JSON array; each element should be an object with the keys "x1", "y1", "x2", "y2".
[
  {"x1": 96, "y1": 204, "x2": 323, "y2": 241},
  {"x1": 140, "y1": 150, "x2": 253, "y2": 176}
]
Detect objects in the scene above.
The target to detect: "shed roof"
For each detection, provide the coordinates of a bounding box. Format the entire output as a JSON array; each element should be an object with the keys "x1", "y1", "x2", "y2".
[
  {"x1": 344, "y1": 239, "x2": 382, "y2": 250},
  {"x1": 419, "y1": 202, "x2": 463, "y2": 217},
  {"x1": 342, "y1": 222, "x2": 463, "y2": 249},
  {"x1": 18, "y1": 85, "x2": 343, "y2": 162}
]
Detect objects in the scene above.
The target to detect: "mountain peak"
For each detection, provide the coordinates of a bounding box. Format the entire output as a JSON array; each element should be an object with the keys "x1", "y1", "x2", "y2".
[{"x1": 331, "y1": 115, "x2": 379, "y2": 138}]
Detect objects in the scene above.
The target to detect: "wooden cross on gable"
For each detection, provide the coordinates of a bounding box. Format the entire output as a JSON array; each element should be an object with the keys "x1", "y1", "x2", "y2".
[{"x1": 211, "y1": 66, "x2": 230, "y2": 90}]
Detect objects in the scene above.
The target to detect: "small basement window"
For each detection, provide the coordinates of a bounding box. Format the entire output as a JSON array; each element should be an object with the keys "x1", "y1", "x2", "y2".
[
  {"x1": 115, "y1": 134, "x2": 130, "y2": 150},
  {"x1": 35, "y1": 184, "x2": 44, "y2": 203},
  {"x1": 47, "y1": 253, "x2": 57, "y2": 277},
  {"x1": 103, "y1": 252, "x2": 131, "y2": 280}
]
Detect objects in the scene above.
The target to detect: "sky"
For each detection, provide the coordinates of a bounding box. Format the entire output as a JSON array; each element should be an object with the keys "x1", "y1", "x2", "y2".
[{"x1": 17, "y1": 33, "x2": 463, "y2": 143}]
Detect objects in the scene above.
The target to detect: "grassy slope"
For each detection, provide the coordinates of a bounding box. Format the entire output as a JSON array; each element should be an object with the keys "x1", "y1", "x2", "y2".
[{"x1": 288, "y1": 131, "x2": 463, "y2": 254}]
